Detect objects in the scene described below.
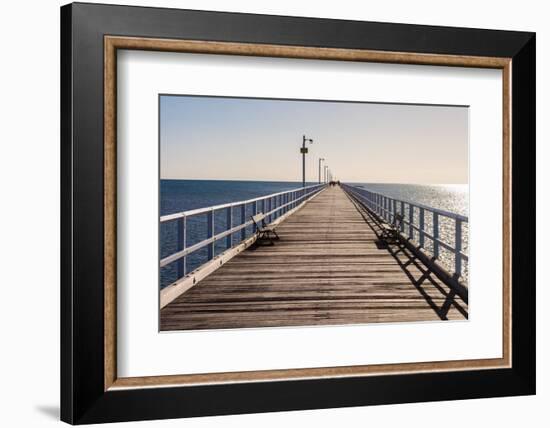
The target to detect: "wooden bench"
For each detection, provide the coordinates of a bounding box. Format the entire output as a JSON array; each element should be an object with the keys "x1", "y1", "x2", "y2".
[
  {"x1": 381, "y1": 213, "x2": 404, "y2": 244},
  {"x1": 251, "y1": 213, "x2": 280, "y2": 245}
]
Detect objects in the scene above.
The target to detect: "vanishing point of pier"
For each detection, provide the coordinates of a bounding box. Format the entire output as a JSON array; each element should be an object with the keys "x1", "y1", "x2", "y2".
[{"x1": 160, "y1": 184, "x2": 468, "y2": 331}]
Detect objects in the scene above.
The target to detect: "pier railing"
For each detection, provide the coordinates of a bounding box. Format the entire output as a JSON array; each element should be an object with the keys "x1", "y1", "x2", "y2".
[
  {"x1": 342, "y1": 184, "x2": 468, "y2": 279},
  {"x1": 160, "y1": 183, "x2": 327, "y2": 284}
]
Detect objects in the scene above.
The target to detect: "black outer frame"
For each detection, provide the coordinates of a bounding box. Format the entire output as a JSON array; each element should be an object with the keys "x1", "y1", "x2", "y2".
[{"x1": 60, "y1": 2, "x2": 535, "y2": 424}]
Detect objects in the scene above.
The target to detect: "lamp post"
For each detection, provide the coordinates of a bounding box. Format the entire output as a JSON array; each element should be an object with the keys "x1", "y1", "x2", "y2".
[
  {"x1": 324, "y1": 165, "x2": 328, "y2": 183},
  {"x1": 318, "y1": 158, "x2": 325, "y2": 184},
  {"x1": 301, "y1": 135, "x2": 313, "y2": 187}
]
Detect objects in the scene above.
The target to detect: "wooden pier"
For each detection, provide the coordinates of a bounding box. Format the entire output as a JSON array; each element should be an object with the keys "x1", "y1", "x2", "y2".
[{"x1": 161, "y1": 186, "x2": 468, "y2": 331}]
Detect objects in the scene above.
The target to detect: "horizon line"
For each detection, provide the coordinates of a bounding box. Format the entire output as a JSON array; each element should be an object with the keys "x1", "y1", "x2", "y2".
[{"x1": 160, "y1": 177, "x2": 468, "y2": 185}]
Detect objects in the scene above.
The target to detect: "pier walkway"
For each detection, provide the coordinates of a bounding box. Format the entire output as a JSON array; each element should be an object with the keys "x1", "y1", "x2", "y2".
[{"x1": 160, "y1": 186, "x2": 468, "y2": 330}]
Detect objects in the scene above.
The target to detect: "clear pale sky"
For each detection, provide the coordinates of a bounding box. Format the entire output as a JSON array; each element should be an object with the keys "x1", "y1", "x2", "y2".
[{"x1": 160, "y1": 95, "x2": 468, "y2": 184}]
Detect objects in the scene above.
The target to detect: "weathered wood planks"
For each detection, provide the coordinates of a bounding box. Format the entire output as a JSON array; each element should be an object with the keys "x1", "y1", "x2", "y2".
[{"x1": 161, "y1": 186, "x2": 468, "y2": 331}]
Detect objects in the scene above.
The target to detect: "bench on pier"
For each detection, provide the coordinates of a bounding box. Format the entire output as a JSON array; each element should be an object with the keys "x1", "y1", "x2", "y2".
[
  {"x1": 381, "y1": 213, "x2": 404, "y2": 244},
  {"x1": 251, "y1": 213, "x2": 280, "y2": 245}
]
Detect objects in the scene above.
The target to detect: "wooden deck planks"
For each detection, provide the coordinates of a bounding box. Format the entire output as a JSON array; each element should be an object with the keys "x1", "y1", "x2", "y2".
[{"x1": 161, "y1": 186, "x2": 468, "y2": 331}]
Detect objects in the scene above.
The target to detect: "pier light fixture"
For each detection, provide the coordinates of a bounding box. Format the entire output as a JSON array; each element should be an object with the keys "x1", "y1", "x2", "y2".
[{"x1": 301, "y1": 134, "x2": 314, "y2": 187}]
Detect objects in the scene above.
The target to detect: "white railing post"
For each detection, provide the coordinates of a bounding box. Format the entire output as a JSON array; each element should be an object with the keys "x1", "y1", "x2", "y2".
[
  {"x1": 207, "y1": 210, "x2": 214, "y2": 260},
  {"x1": 176, "y1": 216, "x2": 186, "y2": 278},
  {"x1": 226, "y1": 207, "x2": 232, "y2": 249},
  {"x1": 455, "y1": 218, "x2": 463, "y2": 277},
  {"x1": 252, "y1": 201, "x2": 258, "y2": 232},
  {"x1": 400, "y1": 200, "x2": 405, "y2": 232},
  {"x1": 433, "y1": 213, "x2": 440, "y2": 258},
  {"x1": 419, "y1": 207, "x2": 425, "y2": 248},
  {"x1": 368, "y1": 191, "x2": 371, "y2": 211},
  {"x1": 408, "y1": 204, "x2": 414, "y2": 239},
  {"x1": 240, "y1": 204, "x2": 246, "y2": 241}
]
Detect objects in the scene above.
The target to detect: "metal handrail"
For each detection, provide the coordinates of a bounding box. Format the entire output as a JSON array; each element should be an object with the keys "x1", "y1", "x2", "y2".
[
  {"x1": 161, "y1": 183, "x2": 325, "y2": 222},
  {"x1": 161, "y1": 183, "x2": 327, "y2": 281},
  {"x1": 342, "y1": 183, "x2": 468, "y2": 278}
]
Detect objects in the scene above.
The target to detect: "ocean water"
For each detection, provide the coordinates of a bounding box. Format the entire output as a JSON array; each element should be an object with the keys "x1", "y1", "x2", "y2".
[
  {"x1": 160, "y1": 180, "x2": 469, "y2": 289},
  {"x1": 161, "y1": 179, "x2": 311, "y2": 215},
  {"x1": 352, "y1": 183, "x2": 468, "y2": 216}
]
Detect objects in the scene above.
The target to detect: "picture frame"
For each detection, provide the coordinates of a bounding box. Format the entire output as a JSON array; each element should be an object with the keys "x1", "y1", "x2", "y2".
[{"x1": 61, "y1": 2, "x2": 535, "y2": 424}]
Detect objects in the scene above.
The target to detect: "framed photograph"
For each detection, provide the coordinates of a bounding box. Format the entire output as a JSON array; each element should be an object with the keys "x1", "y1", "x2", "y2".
[{"x1": 61, "y1": 2, "x2": 535, "y2": 424}]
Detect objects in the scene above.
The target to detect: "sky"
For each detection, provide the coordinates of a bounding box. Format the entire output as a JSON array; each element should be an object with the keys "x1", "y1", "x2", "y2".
[{"x1": 160, "y1": 95, "x2": 468, "y2": 184}]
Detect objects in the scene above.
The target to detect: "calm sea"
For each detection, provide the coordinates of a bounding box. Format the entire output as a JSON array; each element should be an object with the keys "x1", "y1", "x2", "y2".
[
  {"x1": 351, "y1": 183, "x2": 468, "y2": 216},
  {"x1": 160, "y1": 180, "x2": 469, "y2": 288}
]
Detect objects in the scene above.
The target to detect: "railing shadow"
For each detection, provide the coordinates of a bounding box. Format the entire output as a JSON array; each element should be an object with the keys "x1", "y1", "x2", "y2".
[
  {"x1": 383, "y1": 239, "x2": 467, "y2": 320},
  {"x1": 348, "y1": 194, "x2": 468, "y2": 321}
]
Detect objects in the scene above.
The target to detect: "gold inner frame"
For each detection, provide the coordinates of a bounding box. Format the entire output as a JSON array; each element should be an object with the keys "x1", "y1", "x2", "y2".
[{"x1": 104, "y1": 35, "x2": 512, "y2": 391}]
